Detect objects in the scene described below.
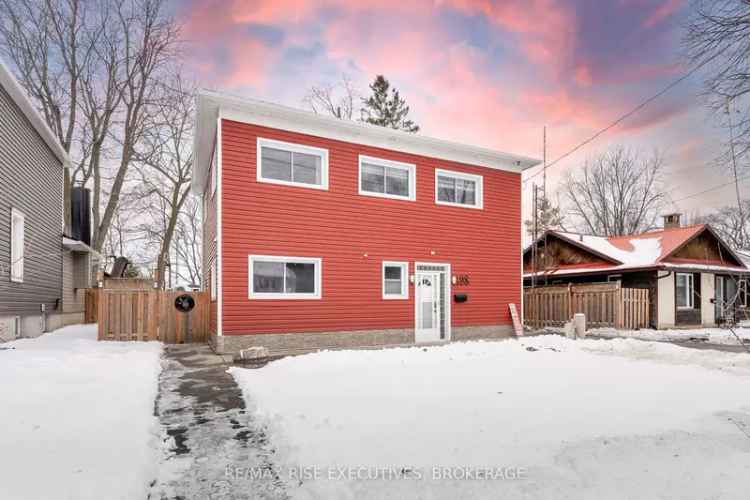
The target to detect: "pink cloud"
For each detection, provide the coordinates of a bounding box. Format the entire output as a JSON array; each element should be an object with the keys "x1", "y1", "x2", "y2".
[{"x1": 643, "y1": 0, "x2": 685, "y2": 28}]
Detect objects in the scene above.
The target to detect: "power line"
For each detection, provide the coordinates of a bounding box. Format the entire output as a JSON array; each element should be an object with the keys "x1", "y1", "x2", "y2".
[
  {"x1": 671, "y1": 173, "x2": 750, "y2": 204},
  {"x1": 523, "y1": 58, "x2": 712, "y2": 186}
]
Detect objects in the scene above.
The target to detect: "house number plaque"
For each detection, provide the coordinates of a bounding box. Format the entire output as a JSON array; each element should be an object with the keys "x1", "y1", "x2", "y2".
[{"x1": 455, "y1": 275, "x2": 470, "y2": 286}]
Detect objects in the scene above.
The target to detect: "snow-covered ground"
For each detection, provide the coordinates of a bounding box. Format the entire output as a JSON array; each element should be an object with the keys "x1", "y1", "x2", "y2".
[
  {"x1": 592, "y1": 326, "x2": 750, "y2": 346},
  {"x1": 0, "y1": 325, "x2": 162, "y2": 500},
  {"x1": 232, "y1": 336, "x2": 750, "y2": 499}
]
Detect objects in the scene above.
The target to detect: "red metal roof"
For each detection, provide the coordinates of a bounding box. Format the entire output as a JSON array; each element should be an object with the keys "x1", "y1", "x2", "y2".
[{"x1": 606, "y1": 224, "x2": 706, "y2": 263}]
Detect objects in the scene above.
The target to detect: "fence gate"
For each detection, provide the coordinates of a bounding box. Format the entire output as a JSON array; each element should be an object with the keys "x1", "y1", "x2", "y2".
[
  {"x1": 97, "y1": 290, "x2": 210, "y2": 343},
  {"x1": 524, "y1": 283, "x2": 650, "y2": 330}
]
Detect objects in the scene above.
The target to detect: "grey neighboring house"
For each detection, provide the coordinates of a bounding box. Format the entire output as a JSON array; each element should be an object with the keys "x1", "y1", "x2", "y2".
[{"x1": 0, "y1": 59, "x2": 97, "y2": 340}]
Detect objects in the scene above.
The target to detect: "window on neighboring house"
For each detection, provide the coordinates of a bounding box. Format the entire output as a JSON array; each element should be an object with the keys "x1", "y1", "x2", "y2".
[
  {"x1": 435, "y1": 169, "x2": 483, "y2": 209},
  {"x1": 382, "y1": 261, "x2": 408, "y2": 299},
  {"x1": 740, "y1": 279, "x2": 748, "y2": 308},
  {"x1": 257, "y1": 138, "x2": 328, "y2": 190},
  {"x1": 359, "y1": 156, "x2": 416, "y2": 201},
  {"x1": 10, "y1": 208, "x2": 25, "y2": 283},
  {"x1": 676, "y1": 273, "x2": 694, "y2": 309},
  {"x1": 210, "y1": 258, "x2": 217, "y2": 301},
  {"x1": 249, "y1": 255, "x2": 321, "y2": 299}
]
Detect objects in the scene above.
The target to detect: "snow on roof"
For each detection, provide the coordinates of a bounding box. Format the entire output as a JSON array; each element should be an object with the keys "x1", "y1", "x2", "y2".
[
  {"x1": 527, "y1": 224, "x2": 748, "y2": 278},
  {"x1": 556, "y1": 232, "x2": 662, "y2": 266}
]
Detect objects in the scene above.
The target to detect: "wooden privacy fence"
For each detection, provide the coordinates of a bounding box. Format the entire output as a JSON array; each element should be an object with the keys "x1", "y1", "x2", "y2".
[
  {"x1": 524, "y1": 283, "x2": 650, "y2": 330},
  {"x1": 97, "y1": 290, "x2": 210, "y2": 343}
]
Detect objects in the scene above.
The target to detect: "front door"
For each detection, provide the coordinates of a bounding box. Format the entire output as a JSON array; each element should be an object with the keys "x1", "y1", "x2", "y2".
[
  {"x1": 415, "y1": 271, "x2": 441, "y2": 342},
  {"x1": 716, "y1": 275, "x2": 725, "y2": 321}
]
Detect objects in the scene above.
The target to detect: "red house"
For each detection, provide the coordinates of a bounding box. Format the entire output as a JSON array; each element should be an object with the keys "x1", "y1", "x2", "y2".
[{"x1": 193, "y1": 91, "x2": 540, "y2": 356}]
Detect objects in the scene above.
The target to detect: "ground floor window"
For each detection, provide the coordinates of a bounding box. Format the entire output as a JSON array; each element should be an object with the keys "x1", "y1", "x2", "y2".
[
  {"x1": 249, "y1": 255, "x2": 321, "y2": 299},
  {"x1": 676, "y1": 273, "x2": 694, "y2": 309},
  {"x1": 382, "y1": 261, "x2": 408, "y2": 299}
]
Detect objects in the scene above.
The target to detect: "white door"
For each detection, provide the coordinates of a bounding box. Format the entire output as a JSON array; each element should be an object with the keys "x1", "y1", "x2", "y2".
[
  {"x1": 416, "y1": 272, "x2": 441, "y2": 342},
  {"x1": 716, "y1": 276, "x2": 725, "y2": 320}
]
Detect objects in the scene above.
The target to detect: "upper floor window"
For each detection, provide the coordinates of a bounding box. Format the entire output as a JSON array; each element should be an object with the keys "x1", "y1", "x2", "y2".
[
  {"x1": 257, "y1": 138, "x2": 329, "y2": 190},
  {"x1": 10, "y1": 208, "x2": 25, "y2": 283},
  {"x1": 359, "y1": 155, "x2": 416, "y2": 201},
  {"x1": 435, "y1": 169, "x2": 483, "y2": 209}
]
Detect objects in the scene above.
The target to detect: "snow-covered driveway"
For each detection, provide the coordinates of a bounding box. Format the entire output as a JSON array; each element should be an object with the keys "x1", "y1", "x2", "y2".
[
  {"x1": 231, "y1": 336, "x2": 750, "y2": 499},
  {"x1": 0, "y1": 324, "x2": 162, "y2": 500}
]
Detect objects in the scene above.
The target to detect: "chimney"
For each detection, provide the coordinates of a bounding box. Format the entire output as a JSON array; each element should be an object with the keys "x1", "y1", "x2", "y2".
[
  {"x1": 663, "y1": 213, "x2": 681, "y2": 229},
  {"x1": 70, "y1": 186, "x2": 92, "y2": 245}
]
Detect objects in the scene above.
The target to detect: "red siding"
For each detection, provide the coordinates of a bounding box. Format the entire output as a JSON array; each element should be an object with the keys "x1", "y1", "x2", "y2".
[{"x1": 220, "y1": 119, "x2": 521, "y2": 335}]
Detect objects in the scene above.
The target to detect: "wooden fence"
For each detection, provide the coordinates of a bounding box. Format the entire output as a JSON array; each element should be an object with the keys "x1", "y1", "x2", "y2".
[
  {"x1": 524, "y1": 283, "x2": 650, "y2": 330},
  {"x1": 97, "y1": 289, "x2": 210, "y2": 343}
]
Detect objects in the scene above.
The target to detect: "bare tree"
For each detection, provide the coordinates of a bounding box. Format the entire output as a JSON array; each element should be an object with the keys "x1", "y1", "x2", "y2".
[
  {"x1": 685, "y1": 1, "x2": 750, "y2": 166},
  {"x1": 303, "y1": 74, "x2": 359, "y2": 119},
  {"x1": 562, "y1": 147, "x2": 667, "y2": 236},
  {"x1": 172, "y1": 195, "x2": 202, "y2": 287},
  {"x1": 129, "y1": 72, "x2": 194, "y2": 289},
  {"x1": 0, "y1": 0, "x2": 181, "y2": 253},
  {"x1": 698, "y1": 201, "x2": 750, "y2": 249}
]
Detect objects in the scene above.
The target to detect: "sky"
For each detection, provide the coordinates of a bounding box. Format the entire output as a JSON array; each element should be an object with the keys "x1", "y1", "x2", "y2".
[{"x1": 173, "y1": 0, "x2": 740, "y2": 231}]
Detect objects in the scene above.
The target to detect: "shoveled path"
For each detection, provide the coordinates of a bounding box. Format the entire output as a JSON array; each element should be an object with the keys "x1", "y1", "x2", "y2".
[{"x1": 149, "y1": 344, "x2": 288, "y2": 500}]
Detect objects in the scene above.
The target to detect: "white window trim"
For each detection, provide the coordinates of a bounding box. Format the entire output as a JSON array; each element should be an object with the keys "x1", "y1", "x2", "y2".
[
  {"x1": 740, "y1": 279, "x2": 748, "y2": 308},
  {"x1": 676, "y1": 272, "x2": 694, "y2": 309},
  {"x1": 382, "y1": 261, "x2": 408, "y2": 299},
  {"x1": 256, "y1": 137, "x2": 329, "y2": 190},
  {"x1": 248, "y1": 255, "x2": 322, "y2": 300},
  {"x1": 10, "y1": 208, "x2": 25, "y2": 283},
  {"x1": 358, "y1": 155, "x2": 416, "y2": 201},
  {"x1": 435, "y1": 168, "x2": 484, "y2": 209}
]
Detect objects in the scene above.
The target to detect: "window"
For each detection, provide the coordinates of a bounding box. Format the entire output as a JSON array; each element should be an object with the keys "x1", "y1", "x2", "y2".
[
  {"x1": 435, "y1": 169, "x2": 483, "y2": 209},
  {"x1": 10, "y1": 208, "x2": 24, "y2": 283},
  {"x1": 676, "y1": 273, "x2": 694, "y2": 309},
  {"x1": 257, "y1": 138, "x2": 329, "y2": 190},
  {"x1": 740, "y1": 279, "x2": 748, "y2": 308},
  {"x1": 210, "y1": 258, "x2": 217, "y2": 301},
  {"x1": 249, "y1": 255, "x2": 322, "y2": 299},
  {"x1": 382, "y1": 261, "x2": 408, "y2": 299},
  {"x1": 359, "y1": 156, "x2": 416, "y2": 201}
]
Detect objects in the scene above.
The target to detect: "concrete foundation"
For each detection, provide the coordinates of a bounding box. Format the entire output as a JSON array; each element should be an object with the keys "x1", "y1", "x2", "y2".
[{"x1": 212, "y1": 324, "x2": 515, "y2": 357}]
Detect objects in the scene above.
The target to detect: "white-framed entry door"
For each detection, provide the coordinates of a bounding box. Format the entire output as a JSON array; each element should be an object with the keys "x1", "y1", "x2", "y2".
[{"x1": 415, "y1": 263, "x2": 451, "y2": 343}]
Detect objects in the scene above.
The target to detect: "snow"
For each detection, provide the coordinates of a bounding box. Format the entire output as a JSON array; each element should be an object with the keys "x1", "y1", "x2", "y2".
[
  {"x1": 592, "y1": 326, "x2": 750, "y2": 347},
  {"x1": 0, "y1": 324, "x2": 163, "y2": 500},
  {"x1": 557, "y1": 232, "x2": 662, "y2": 266},
  {"x1": 231, "y1": 337, "x2": 750, "y2": 499}
]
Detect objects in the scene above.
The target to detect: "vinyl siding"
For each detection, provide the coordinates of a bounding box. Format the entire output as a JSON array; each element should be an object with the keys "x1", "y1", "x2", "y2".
[
  {"x1": 0, "y1": 82, "x2": 63, "y2": 316},
  {"x1": 220, "y1": 119, "x2": 521, "y2": 335},
  {"x1": 202, "y1": 140, "x2": 218, "y2": 334}
]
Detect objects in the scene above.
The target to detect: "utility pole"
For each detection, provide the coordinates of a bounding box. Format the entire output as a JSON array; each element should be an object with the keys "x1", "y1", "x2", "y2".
[
  {"x1": 542, "y1": 126, "x2": 547, "y2": 197},
  {"x1": 542, "y1": 127, "x2": 548, "y2": 285},
  {"x1": 726, "y1": 97, "x2": 744, "y2": 244},
  {"x1": 531, "y1": 184, "x2": 538, "y2": 289}
]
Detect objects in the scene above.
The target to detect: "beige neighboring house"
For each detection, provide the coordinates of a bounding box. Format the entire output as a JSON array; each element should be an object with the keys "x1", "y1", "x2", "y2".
[{"x1": 0, "y1": 59, "x2": 97, "y2": 340}]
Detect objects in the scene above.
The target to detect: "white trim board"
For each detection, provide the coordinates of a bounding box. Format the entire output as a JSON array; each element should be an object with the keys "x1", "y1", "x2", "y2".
[{"x1": 191, "y1": 90, "x2": 541, "y2": 194}]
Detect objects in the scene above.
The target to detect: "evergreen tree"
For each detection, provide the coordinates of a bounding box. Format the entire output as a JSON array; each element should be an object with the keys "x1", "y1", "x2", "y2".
[
  {"x1": 524, "y1": 195, "x2": 565, "y2": 239},
  {"x1": 360, "y1": 75, "x2": 420, "y2": 133}
]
